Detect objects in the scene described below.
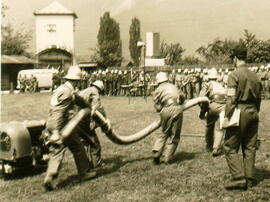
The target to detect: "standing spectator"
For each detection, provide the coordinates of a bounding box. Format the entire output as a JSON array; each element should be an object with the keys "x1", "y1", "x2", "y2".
[
  {"x1": 18, "y1": 74, "x2": 25, "y2": 93},
  {"x1": 265, "y1": 65, "x2": 270, "y2": 99},
  {"x1": 29, "y1": 74, "x2": 38, "y2": 93},
  {"x1": 43, "y1": 65, "x2": 96, "y2": 191},
  {"x1": 52, "y1": 72, "x2": 61, "y2": 92},
  {"x1": 222, "y1": 48, "x2": 262, "y2": 190},
  {"x1": 152, "y1": 72, "x2": 185, "y2": 165}
]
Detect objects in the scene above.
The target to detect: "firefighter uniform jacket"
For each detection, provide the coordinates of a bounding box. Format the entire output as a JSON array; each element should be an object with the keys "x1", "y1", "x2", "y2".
[
  {"x1": 46, "y1": 81, "x2": 76, "y2": 131},
  {"x1": 152, "y1": 82, "x2": 184, "y2": 163}
]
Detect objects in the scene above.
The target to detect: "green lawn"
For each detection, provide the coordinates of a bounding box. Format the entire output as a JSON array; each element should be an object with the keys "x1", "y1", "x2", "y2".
[{"x1": 1, "y1": 93, "x2": 270, "y2": 202}]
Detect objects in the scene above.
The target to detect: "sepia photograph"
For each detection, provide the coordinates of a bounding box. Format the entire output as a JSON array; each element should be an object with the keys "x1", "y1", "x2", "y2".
[{"x1": 1, "y1": 0, "x2": 270, "y2": 201}]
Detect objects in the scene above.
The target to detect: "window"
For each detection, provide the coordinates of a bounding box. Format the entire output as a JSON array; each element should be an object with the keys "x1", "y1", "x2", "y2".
[{"x1": 47, "y1": 24, "x2": 56, "y2": 33}]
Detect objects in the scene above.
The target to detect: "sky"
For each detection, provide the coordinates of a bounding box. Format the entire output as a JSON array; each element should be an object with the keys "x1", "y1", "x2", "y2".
[{"x1": 3, "y1": 0, "x2": 270, "y2": 60}]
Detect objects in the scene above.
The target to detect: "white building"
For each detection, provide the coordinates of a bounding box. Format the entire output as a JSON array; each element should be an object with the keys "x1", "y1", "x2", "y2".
[
  {"x1": 146, "y1": 32, "x2": 160, "y2": 57},
  {"x1": 145, "y1": 32, "x2": 165, "y2": 66},
  {"x1": 33, "y1": 1, "x2": 77, "y2": 68}
]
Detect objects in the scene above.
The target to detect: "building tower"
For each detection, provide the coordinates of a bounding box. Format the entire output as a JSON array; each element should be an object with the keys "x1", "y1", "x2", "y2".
[
  {"x1": 145, "y1": 32, "x2": 165, "y2": 66},
  {"x1": 34, "y1": 1, "x2": 77, "y2": 69},
  {"x1": 146, "y1": 32, "x2": 160, "y2": 58}
]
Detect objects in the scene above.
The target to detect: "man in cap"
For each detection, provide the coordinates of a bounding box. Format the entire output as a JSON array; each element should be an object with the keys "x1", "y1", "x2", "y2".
[
  {"x1": 199, "y1": 68, "x2": 226, "y2": 156},
  {"x1": 152, "y1": 72, "x2": 185, "y2": 165},
  {"x1": 78, "y1": 80, "x2": 108, "y2": 168},
  {"x1": 222, "y1": 48, "x2": 262, "y2": 190},
  {"x1": 43, "y1": 65, "x2": 96, "y2": 191}
]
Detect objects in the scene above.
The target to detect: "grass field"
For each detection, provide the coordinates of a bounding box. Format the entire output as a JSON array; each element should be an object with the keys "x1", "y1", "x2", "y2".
[{"x1": 1, "y1": 93, "x2": 270, "y2": 202}]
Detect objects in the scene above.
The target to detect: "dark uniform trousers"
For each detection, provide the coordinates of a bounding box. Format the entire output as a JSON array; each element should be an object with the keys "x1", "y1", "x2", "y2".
[
  {"x1": 77, "y1": 116, "x2": 102, "y2": 168},
  {"x1": 153, "y1": 105, "x2": 183, "y2": 163},
  {"x1": 223, "y1": 104, "x2": 259, "y2": 179}
]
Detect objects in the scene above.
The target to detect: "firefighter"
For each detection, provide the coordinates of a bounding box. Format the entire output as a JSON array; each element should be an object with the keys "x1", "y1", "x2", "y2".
[
  {"x1": 152, "y1": 72, "x2": 185, "y2": 164},
  {"x1": 43, "y1": 65, "x2": 96, "y2": 191},
  {"x1": 78, "y1": 80, "x2": 108, "y2": 168},
  {"x1": 193, "y1": 68, "x2": 203, "y2": 97},
  {"x1": 182, "y1": 69, "x2": 193, "y2": 99},
  {"x1": 199, "y1": 68, "x2": 226, "y2": 156}
]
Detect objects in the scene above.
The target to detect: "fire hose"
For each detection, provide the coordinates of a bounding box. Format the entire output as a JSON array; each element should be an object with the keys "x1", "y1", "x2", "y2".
[{"x1": 60, "y1": 96, "x2": 209, "y2": 145}]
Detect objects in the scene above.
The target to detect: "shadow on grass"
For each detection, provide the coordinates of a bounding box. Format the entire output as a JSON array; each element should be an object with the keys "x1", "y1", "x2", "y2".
[
  {"x1": 57, "y1": 155, "x2": 152, "y2": 189},
  {"x1": 57, "y1": 152, "x2": 197, "y2": 189},
  {"x1": 255, "y1": 168, "x2": 270, "y2": 186},
  {"x1": 170, "y1": 151, "x2": 196, "y2": 164},
  {"x1": 2, "y1": 165, "x2": 47, "y2": 181}
]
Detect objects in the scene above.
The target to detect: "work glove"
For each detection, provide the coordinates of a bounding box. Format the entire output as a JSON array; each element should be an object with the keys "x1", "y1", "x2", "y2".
[{"x1": 48, "y1": 130, "x2": 63, "y2": 145}]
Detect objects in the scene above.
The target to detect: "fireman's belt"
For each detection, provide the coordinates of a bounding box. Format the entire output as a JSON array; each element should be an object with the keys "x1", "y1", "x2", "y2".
[
  {"x1": 163, "y1": 99, "x2": 178, "y2": 107},
  {"x1": 210, "y1": 94, "x2": 226, "y2": 103}
]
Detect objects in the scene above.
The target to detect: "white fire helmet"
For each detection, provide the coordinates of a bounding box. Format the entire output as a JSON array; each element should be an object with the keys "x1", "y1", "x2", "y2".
[
  {"x1": 156, "y1": 72, "x2": 168, "y2": 84},
  {"x1": 64, "y1": 65, "x2": 82, "y2": 80},
  {"x1": 207, "y1": 68, "x2": 218, "y2": 79},
  {"x1": 92, "y1": 80, "x2": 104, "y2": 91}
]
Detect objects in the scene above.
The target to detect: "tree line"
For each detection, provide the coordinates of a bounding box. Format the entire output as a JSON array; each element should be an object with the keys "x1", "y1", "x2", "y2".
[{"x1": 2, "y1": 7, "x2": 270, "y2": 67}]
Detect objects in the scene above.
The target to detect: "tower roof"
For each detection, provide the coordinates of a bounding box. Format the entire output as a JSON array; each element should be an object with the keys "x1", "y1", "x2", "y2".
[{"x1": 34, "y1": 1, "x2": 77, "y2": 18}]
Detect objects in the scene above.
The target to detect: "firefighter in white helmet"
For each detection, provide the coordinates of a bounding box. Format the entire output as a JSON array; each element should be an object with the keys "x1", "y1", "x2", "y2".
[
  {"x1": 152, "y1": 72, "x2": 185, "y2": 164},
  {"x1": 43, "y1": 65, "x2": 96, "y2": 191},
  {"x1": 199, "y1": 68, "x2": 226, "y2": 156},
  {"x1": 77, "y1": 80, "x2": 109, "y2": 168}
]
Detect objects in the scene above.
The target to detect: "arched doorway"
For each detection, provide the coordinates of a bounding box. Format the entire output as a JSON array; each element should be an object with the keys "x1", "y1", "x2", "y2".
[{"x1": 37, "y1": 48, "x2": 73, "y2": 71}]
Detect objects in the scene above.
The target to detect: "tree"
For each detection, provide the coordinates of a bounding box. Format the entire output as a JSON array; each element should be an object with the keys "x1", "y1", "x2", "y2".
[
  {"x1": 160, "y1": 42, "x2": 185, "y2": 66},
  {"x1": 181, "y1": 55, "x2": 201, "y2": 65},
  {"x1": 129, "y1": 17, "x2": 141, "y2": 66},
  {"x1": 243, "y1": 29, "x2": 256, "y2": 49},
  {"x1": 97, "y1": 12, "x2": 122, "y2": 67},
  {"x1": 196, "y1": 38, "x2": 240, "y2": 64},
  {"x1": 1, "y1": 5, "x2": 32, "y2": 56},
  {"x1": 248, "y1": 40, "x2": 270, "y2": 63}
]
